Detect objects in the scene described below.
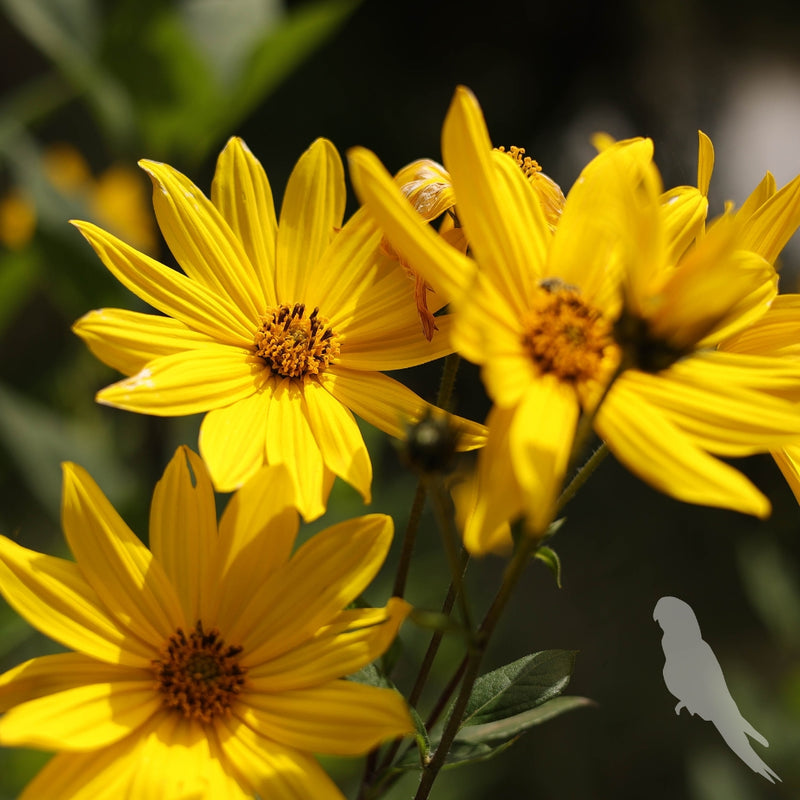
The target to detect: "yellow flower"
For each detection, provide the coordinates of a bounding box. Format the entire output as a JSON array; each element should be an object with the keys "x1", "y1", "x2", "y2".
[
  {"x1": 73, "y1": 137, "x2": 486, "y2": 519},
  {"x1": 0, "y1": 447, "x2": 413, "y2": 799},
  {"x1": 658, "y1": 130, "x2": 800, "y2": 268},
  {"x1": 720, "y1": 294, "x2": 800, "y2": 504},
  {"x1": 386, "y1": 152, "x2": 564, "y2": 341},
  {"x1": 349, "y1": 86, "x2": 800, "y2": 554}
]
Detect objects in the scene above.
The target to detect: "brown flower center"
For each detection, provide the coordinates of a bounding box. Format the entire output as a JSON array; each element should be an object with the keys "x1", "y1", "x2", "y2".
[
  {"x1": 152, "y1": 621, "x2": 246, "y2": 723},
  {"x1": 521, "y1": 280, "x2": 614, "y2": 384},
  {"x1": 254, "y1": 303, "x2": 341, "y2": 379},
  {"x1": 496, "y1": 145, "x2": 542, "y2": 179}
]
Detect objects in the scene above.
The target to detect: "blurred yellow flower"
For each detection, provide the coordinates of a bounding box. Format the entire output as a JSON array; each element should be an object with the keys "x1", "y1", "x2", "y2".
[
  {"x1": 350, "y1": 87, "x2": 800, "y2": 554},
  {"x1": 0, "y1": 143, "x2": 156, "y2": 253},
  {"x1": 0, "y1": 188, "x2": 35, "y2": 250},
  {"x1": 0, "y1": 447, "x2": 413, "y2": 799},
  {"x1": 73, "y1": 137, "x2": 485, "y2": 519}
]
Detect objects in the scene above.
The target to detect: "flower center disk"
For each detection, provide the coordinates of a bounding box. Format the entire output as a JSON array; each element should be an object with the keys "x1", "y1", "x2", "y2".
[
  {"x1": 255, "y1": 303, "x2": 340, "y2": 379},
  {"x1": 521, "y1": 281, "x2": 613, "y2": 385},
  {"x1": 153, "y1": 621, "x2": 246, "y2": 723}
]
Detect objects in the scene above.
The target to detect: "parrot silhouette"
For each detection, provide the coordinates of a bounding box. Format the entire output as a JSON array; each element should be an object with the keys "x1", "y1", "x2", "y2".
[{"x1": 653, "y1": 596, "x2": 781, "y2": 784}]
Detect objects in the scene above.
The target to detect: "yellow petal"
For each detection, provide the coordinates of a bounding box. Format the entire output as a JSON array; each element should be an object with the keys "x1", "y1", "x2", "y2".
[
  {"x1": 73, "y1": 308, "x2": 217, "y2": 376},
  {"x1": 627, "y1": 360, "x2": 800, "y2": 455},
  {"x1": 233, "y1": 514, "x2": 392, "y2": 665},
  {"x1": 126, "y1": 713, "x2": 248, "y2": 799},
  {"x1": 319, "y1": 367, "x2": 487, "y2": 449},
  {"x1": 736, "y1": 171, "x2": 777, "y2": 222},
  {"x1": 0, "y1": 535, "x2": 154, "y2": 666},
  {"x1": 214, "y1": 466, "x2": 298, "y2": 633},
  {"x1": 62, "y1": 462, "x2": 185, "y2": 642},
  {"x1": 347, "y1": 145, "x2": 476, "y2": 302},
  {"x1": 96, "y1": 344, "x2": 260, "y2": 416},
  {"x1": 773, "y1": 445, "x2": 800, "y2": 506},
  {"x1": 676, "y1": 348, "x2": 800, "y2": 398},
  {"x1": 18, "y1": 746, "x2": 140, "y2": 799},
  {"x1": 509, "y1": 377, "x2": 579, "y2": 534},
  {"x1": 302, "y1": 206, "x2": 383, "y2": 318},
  {"x1": 303, "y1": 378, "x2": 372, "y2": 503},
  {"x1": 72, "y1": 220, "x2": 254, "y2": 345},
  {"x1": 211, "y1": 137, "x2": 279, "y2": 306},
  {"x1": 276, "y1": 138, "x2": 345, "y2": 303},
  {"x1": 720, "y1": 293, "x2": 800, "y2": 359},
  {"x1": 649, "y1": 225, "x2": 777, "y2": 349},
  {"x1": 140, "y1": 159, "x2": 266, "y2": 320},
  {"x1": 442, "y1": 86, "x2": 546, "y2": 311},
  {"x1": 149, "y1": 447, "x2": 217, "y2": 625},
  {"x1": 337, "y1": 312, "x2": 456, "y2": 371},
  {"x1": 596, "y1": 378, "x2": 771, "y2": 517},
  {"x1": 696, "y1": 130, "x2": 714, "y2": 196},
  {"x1": 451, "y1": 466, "x2": 513, "y2": 557},
  {"x1": 0, "y1": 680, "x2": 160, "y2": 750},
  {"x1": 240, "y1": 680, "x2": 412, "y2": 756},
  {"x1": 0, "y1": 653, "x2": 148, "y2": 711},
  {"x1": 452, "y1": 270, "x2": 534, "y2": 406},
  {"x1": 217, "y1": 716, "x2": 344, "y2": 800},
  {"x1": 265, "y1": 377, "x2": 333, "y2": 521},
  {"x1": 199, "y1": 387, "x2": 271, "y2": 492},
  {"x1": 247, "y1": 599, "x2": 411, "y2": 692},
  {"x1": 553, "y1": 138, "x2": 658, "y2": 311},
  {"x1": 738, "y1": 173, "x2": 800, "y2": 264},
  {"x1": 660, "y1": 186, "x2": 708, "y2": 263}
]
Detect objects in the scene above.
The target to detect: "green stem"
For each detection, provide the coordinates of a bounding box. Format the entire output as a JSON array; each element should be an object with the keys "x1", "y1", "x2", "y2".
[
  {"x1": 436, "y1": 353, "x2": 461, "y2": 412},
  {"x1": 413, "y1": 533, "x2": 540, "y2": 800},
  {"x1": 425, "y1": 651, "x2": 467, "y2": 729},
  {"x1": 556, "y1": 442, "x2": 609, "y2": 513}
]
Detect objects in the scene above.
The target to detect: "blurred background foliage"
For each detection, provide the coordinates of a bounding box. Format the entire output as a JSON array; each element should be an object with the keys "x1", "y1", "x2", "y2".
[{"x1": 1, "y1": 0, "x2": 800, "y2": 798}]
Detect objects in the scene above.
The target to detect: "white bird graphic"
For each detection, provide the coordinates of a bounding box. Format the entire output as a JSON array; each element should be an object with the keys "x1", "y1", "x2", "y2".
[{"x1": 653, "y1": 596, "x2": 781, "y2": 784}]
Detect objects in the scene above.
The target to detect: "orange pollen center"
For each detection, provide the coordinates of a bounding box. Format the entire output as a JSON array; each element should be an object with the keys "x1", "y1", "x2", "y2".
[
  {"x1": 496, "y1": 145, "x2": 542, "y2": 179},
  {"x1": 152, "y1": 621, "x2": 246, "y2": 723},
  {"x1": 254, "y1": 303, "x2": 340, "y2": 379},
  {"x1": 520, "y1": 280, "x2": 612, "y2": 384}
]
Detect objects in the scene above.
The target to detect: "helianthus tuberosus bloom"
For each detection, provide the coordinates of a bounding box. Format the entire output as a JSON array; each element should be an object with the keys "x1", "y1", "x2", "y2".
[
  {"x1": 73, "y1": 137, "x2": 486, "y2": 520},
  {"x1": 349, "y1": 86, "x2": 800, "y2": 554},
  {"x1": 0, "y1": 447, "x2": 412, "y2": 798}
]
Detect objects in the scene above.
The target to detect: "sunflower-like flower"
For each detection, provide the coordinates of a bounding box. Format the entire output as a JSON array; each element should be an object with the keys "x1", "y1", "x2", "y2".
[
  {"x1": 349, "y1": 86, "x2": 800, "y2": 554},
  {"x1": 0, "y1": 447, "x2": 412, "y2": 798},
  {"x1": 72, "y1": 137, "x2": 486, "y2": 520}
]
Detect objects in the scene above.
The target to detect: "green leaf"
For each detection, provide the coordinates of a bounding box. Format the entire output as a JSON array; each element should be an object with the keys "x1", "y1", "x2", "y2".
[
  {"x1": 409, "y1": 705, "x2": 432, "y2": 767},
  {"x1": 534, "y1": 545, "x2": 562, "y2": 588},
  {"x1": 134, "y1": 9, "x2": 220, "y2": 158},
  {"x1": 1, "y1": 0, "x2": 135, "y2": 144},
  {"x1": 395, "y1": 695, "x2": 594, "y2": 772},
  {"x1": 349, "y1": 661, "x2": 395, "y2": 690},
  {"x1": 191, "y1": 0, "x2": 360, "y2": 161},
  {"x1": 461, "y1": 649, "x2": 578, "y2": 727},
  {"x1": 454, "y1": 696, "x2": 595, "y2": 744}
]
